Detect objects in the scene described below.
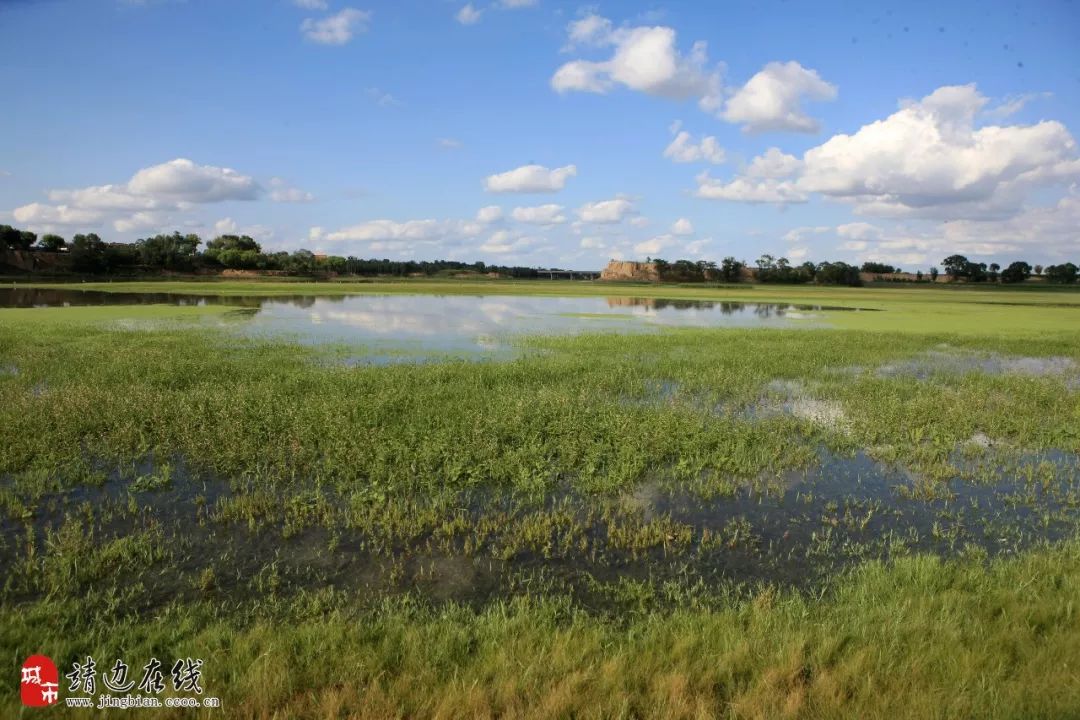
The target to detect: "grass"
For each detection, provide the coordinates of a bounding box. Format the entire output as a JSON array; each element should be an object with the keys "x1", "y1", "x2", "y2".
[{"x1": 1, "y1": 280, "x2": 1079, "y2": 717}]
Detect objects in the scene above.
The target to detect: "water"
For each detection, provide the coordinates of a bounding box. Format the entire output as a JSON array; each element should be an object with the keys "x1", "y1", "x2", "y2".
[{"x1": 0, "y1": 287, "x2": 870, "y2": 359}]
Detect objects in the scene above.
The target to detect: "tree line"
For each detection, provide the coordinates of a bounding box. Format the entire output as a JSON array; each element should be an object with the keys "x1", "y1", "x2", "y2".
[
  {"x1": 3, "y1": 223, "x2": 1077, "y2": 285},
  {"x1": 0, "y1": 225, "x2": 546, "y2": 278}
]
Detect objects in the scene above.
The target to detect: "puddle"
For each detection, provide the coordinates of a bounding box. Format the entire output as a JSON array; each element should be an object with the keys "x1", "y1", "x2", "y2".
[
  {"x1": 3, "y1": 445, "x2": 1078, "y2": 611},
  {"x1": 1, "y1": 288, "x2": 873, "y2": 362},
  {"x1": 877, "y1": 349, "x2": 1078, "y2": 382},
  {"x1": 745, "y1": 379, "x2": 848, "y2": 432}
]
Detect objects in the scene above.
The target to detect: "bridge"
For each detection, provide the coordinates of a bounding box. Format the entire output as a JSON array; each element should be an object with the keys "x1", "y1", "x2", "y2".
[{"x1": 536, "y1": 268, "x2": 601, "y2": 280}]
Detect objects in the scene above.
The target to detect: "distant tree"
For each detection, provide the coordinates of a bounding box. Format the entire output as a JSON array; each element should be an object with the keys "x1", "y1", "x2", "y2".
[
  {"x1": 1000, "y1": 261, "x2": 1032, "y2": 284},
  {"x1": 860, "y1": 261, "x2": 897, "y2": 274},
  {"x1": 815, "y1": 261, "x2": 862, "y2": 286},
  {"x1": 70, "y1": 233, "x2": 107, "y2": 272},
  {"x1": 942, "y1": 255, "x2": 970, "y2": 280},
  {"x1": 719, "y1": 256, "x2": 745, "y2": 282},
  {"x1": 929, "y1": 267, "x2": 939, "y2": 282},
  {"x1": 1034, "y1": 264, "x2": 1044, "y2": 276},
  {"x1": 988, "y1": 262, "x2": 1000, "y2": 281},
  {"x1": 916, "y1": 270, "x2": 924, "y2": 282},
  {"x1": 136, "y1": 232, "x2": 201, "y2": 270},
  {"x1": 1044, "y1": 262, "x2": 1078, "y2": 284},
  {"x1": 0, "y1": 225, "x2": 18, "y2": 249},
  {"x1": 39, "y1": 234, "x2": 66, "y2": 252}
]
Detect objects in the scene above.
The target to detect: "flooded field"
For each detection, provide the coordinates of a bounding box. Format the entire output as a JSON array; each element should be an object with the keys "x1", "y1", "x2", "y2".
[
  {"x1": 2, "y1": 281, "x2": 1079, "y2": 717},
  {"x1": 0, "y1": 287, "x2": 867, "y2": 358}
]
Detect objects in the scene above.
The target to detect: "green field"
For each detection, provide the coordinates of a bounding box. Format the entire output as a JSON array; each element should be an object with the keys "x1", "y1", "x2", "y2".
[{"x1": 2, "y1": 280, "x2": 1079, "y2": 718}]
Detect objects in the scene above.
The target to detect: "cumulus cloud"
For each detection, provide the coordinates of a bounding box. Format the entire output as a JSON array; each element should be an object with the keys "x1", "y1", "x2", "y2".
[
  {"x1": 292, "y1": 0, "x2": 327, "y2": 9},
  {"x1": 13, "y1": 203, "x2": 105, "y2": 228},
  {"x1": 722, "y1": 61, "x2": 837, "y2": 133},
  {"x1": 664, "y1": 122, "x2": 725, "y2": 164},
  {"x1": 577, "y1": 197, "x2": 635, "y2": 224},
  {"x1": 127, "y1": 159, "x2": 260, "y2": 203},
  {"x1": 695, "y1": 174, "x2": 808, "y2": 204},
  {"x1": 633, "y1": 234, "x2": 677, "y2": 256},
  {"x1": 11, "y1": 159, "x2": 261, "y2": 233},
  {"x1": 456, "y1": 4, "x2": 481, "y2": 25},
  {"x1": 671, "y1": 218, "x2": 694, "y2": 235},
  {"x1": 475, "y1": 205, "x2": 503, "y2": 224},
  {"x1": 485, "y1": 164, "x2": 578, "y2": 193},
  {"x1": 745, "y1": 147, "x2": 803, "y2": 178},
  {"x1": 511, "y1": 204, "x2": 566, "y2": 225},
  {"x1": 836, "y1": 222, "x2": 883, "y2": 242},
  {"x1": 552, "y1": 15, "x2": 722, "y2": 113},
  {"x1": 799, "y1": 84, "x2": 1080, "y2": 218},
  {"x1": 301, "y1": 8, "x2": 371, "y2": 45},
  {"x1": 269, "y1": 178, "x2": 315, "y2": 204}
]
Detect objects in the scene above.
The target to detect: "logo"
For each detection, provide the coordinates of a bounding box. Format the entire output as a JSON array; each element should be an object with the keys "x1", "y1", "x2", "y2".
[{"x1": 21, "y1": 655, "x2": 60, "y2": 707}]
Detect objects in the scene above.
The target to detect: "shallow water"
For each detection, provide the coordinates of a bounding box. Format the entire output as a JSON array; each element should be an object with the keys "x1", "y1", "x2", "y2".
[
  {"x1": 0, "y1": 288, "x2": 869, "y2": 359},
  {"x1": 3, "y1": 446, "x2": 1077, "y2": 610}
]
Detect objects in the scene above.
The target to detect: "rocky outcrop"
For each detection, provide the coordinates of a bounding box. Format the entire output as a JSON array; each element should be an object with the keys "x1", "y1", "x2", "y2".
[{"x1": 600, "y1": 261, "x2": 659, "y2": 282}]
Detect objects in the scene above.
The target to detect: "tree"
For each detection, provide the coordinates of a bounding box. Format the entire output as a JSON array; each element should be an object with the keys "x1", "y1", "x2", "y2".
[
  {"x1": 1034, "y1": 264, "x2": 1044, "y2": 276},
  {"x1": 0, "y1": 225, "x2": 18, "y2": 249},
  {"x1": 815, "y1": 261, "x2": 862, "y2": 286},
  {"x1": 70, "y1": 233, "x2": 107, "y2": 272},
  {"x1": 39, "y1": 234, "x2": 66, "y2": 252},
  {"x1": 988, "y1": 262, "x2": 1000, "y2": 281},
  {"x1": 719, "y1": 256, "x2": 745, "y2": 282},
  {"x1": 0, "y1": 225, "x2": 36, "y2": 250},
  {"x1": 860, "y1": 261, "x2": 897, "y2": 274},
  {"x1": 942, "y1": 255, "x2": 970, "y2": 280},
  {"x1": 136, "y1": 232, "x2": 201, "y2": 270},
  {"x1": 1000, "y1": 261, "x2": 1032, "y2": 284},
  {"x1": 929, "y1": 267, "x2": 939, "y2": 282},
  {"x1": 1045, "y1": 262, "x2": 1078, "y2": 284}
]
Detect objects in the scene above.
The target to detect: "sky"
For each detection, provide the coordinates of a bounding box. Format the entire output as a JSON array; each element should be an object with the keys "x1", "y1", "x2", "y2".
[{"x1": 1, "y1": 0, "x2": 1079, "y2": 271}]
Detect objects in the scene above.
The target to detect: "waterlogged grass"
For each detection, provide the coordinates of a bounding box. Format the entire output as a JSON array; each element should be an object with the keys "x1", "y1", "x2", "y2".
[{"x1": 1, "y1": 282, "x2": 1080, "y2": 717}]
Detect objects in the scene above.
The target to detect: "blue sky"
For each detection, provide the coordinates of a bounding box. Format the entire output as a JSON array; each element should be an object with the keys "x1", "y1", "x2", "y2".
[{"x1": 2, "y1": 0, "x2": 1078, "y2": 270}]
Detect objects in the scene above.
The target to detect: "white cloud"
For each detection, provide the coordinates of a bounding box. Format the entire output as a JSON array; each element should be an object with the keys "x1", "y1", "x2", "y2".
[
  {"x1": 983, "y1": 91, "x2": 1052, "y2": 120},
  {"x1": 836, "y1": 222, "x2": 882, "y2": 242},
  {"x1": 13, "y1": 203, "x2": 105, "y2": 228},
  {"x1": 552, "y1": 17, "x2": 722, "y2": 113},
  {"x1": 498, "y1": 0, "x2": 536, "y2": 7},
  {"x1": 485, "y1": 164, "x2": 578, "y2": 193},
  {"x1": 292, "y1": 0, "x2": 327, "y2": 9},
  {"x1": 438, "y1": 137, "x2": 463, "y2": 149},
  {"x1": 476, "y1": 205, "x2": 503, "y2": 224},
  {"x1": 367, "y1": 87, "x2": 400, "y2": 107},
  {"x1": 664, "y1": 127, "x2": 725, "y2": 164},
  {"x1": 269, "y1": 178, "x2": 315, "y2": 204},
  {"x1": 480, "y1": 229, "x2": 538, "y2": 255},
  {"x1": 566, "y1": 13, "x2": 612, "y2": 47},
  {"x1": 511, "y1": 204, "x2": 566, "y2": 225},
  {"x1": 12, "y1": 158, "x2": 261, "y2": 233},
  {"x1": 580, "y1": 236, "x2": 606, "y2": 249},
  {"x1": 671, "y1": 218, "x2": 694, "y2": 235},
  {"x1": 577, "y1": 197, "x2": 635, "y2": 223},
  {"x1": 798, "y1": 84, "x2": 1080, "y2": 219},
  {"x1": 695, "y1": 173, "x2": 808, "y2": 204},
  {"x1": 745, "y1": 147, "x2": 802, "y2": 178},
  {"x1": 787, "y1": 246, "x2": 810, "y2": 260},
  {"x1": 326, "y1": 219, "x2": 446, "y2": 243},
  {"x1": 301, "y1": 8, "x2": 371, "y2": 45},
  {"x1": 722, "y1": 61, "x2": 837, "y2": 133},
  {"x1": 634, "y1": 234, "x2": 676, "y2": 256},
  {"x1": 114, "y1": 211, "x2": 168, "y2": 233},
  {"x1": 128, "y1": 159, "x2": 260, "y2": 203},
  {"x1": 456, "y1": 4, "x2": 481, "y2": 25},
  {"x1": 839, "y1": 240, "x2": 868, "y2": 251},
  {"x1": 782, "y1": 226, "x2": 829, "y2": 243}
]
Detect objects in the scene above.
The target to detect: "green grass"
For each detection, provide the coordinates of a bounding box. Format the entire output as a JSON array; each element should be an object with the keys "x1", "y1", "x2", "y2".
[{"x1": 1, "y1": 280, "x2": 1079, "y2": 717}]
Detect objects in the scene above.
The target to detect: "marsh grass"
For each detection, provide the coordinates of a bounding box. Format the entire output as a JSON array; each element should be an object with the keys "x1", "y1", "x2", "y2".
[{"x1": 1, "y1": 282, "x2": 1079, "y2": 717}]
